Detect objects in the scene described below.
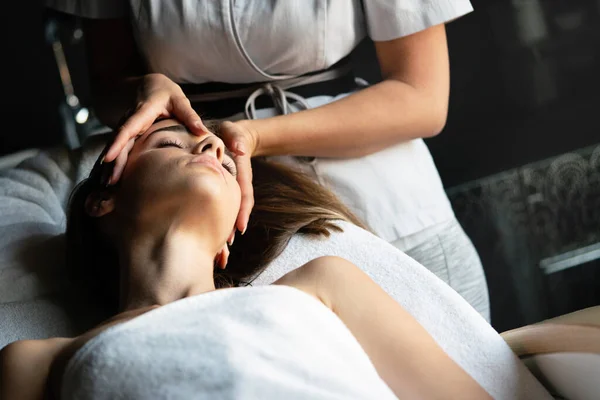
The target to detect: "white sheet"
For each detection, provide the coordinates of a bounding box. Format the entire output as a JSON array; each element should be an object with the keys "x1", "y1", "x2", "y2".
[{"x1": 252, "y1": 221, "x2": 552, "y2": 399}]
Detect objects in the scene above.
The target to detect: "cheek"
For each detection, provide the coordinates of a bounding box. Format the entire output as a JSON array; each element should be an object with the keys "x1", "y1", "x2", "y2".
[
  {"x1": 119, "y1": 151, "x2": 242, "y2": 221},
  {"x1": 228, "y1": 176, "x2": 242, "y2": 210},
  {"x1": 117, "y1": 154, "x2": 176, "y2": 205}
]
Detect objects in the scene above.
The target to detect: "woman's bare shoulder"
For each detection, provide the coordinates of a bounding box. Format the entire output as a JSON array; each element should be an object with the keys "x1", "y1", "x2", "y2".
[
  {"x1": 274, "y1": 256, "x2": 361, "y2": 308},
  {"x1": 0, "y1": 337, "x2": 72, "y2": 400}
]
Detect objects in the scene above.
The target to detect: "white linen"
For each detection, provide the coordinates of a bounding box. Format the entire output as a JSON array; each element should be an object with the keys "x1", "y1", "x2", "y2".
[
  {"x1": 61, "y1": 286, "x2": 398, "y2": 400},
  {"x1": 252, "y1": 221, "x2": 552, "y2": 400}
]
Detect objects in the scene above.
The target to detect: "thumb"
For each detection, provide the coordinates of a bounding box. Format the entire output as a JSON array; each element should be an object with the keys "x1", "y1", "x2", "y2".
[{"x1": 220, "y1": 122, "x2": 247, "y2": 156}]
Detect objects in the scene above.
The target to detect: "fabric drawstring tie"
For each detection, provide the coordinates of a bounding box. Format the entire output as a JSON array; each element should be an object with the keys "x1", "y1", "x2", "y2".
[{"x1": 244, "y1": 83, "x2": 312, "y2": 120}]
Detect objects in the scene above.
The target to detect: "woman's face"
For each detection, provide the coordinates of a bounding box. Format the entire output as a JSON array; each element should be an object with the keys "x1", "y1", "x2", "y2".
[{"x1": 113, "y1": 119, "x2": 240, "y2": 237}]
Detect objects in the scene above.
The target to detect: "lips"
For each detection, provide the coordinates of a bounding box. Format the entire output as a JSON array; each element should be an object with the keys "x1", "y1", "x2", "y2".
[{"x1": 188, "y1": 155, "x2": 225, "y2": 178}]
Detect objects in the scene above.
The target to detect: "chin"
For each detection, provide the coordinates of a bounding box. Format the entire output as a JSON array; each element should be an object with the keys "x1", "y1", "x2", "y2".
[
  {"x1": 184, "y1": 174, "x2": 228, "y2": 198},
  {"x1": 175, "y1": 176, "x2": 236, "y2": 213},
  {"x1": 145, "y1": 172, "x2": 239, "y2": 223}
]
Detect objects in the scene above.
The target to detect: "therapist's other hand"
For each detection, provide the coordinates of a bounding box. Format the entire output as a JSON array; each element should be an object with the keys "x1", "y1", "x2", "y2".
[
  {"x1": 219, "y1": 120, "x2": 258, "y2": 234},
  {"x1": 104, "y1": 73, "x2": 208, "y2": 183}
]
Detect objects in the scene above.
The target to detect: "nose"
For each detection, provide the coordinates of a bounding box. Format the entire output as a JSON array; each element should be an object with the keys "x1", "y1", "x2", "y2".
[{"x1": 192, "y1": 135, "x2": 224, "y2": 163}]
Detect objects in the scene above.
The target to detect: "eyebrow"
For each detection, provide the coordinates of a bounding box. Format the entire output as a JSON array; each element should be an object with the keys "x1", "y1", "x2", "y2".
[
  {"x1": 146, "y1": 124, "x2": 235, "y2": 159},
  {"x1": 149, "y1": 124, "x2": 189, "y2": 137}
]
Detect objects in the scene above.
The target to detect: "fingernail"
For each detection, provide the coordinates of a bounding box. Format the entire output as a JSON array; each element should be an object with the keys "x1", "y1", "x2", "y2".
[
  {"x1": 228, "y1": 236, "x2": 235, "y2": 246},
  {"x1": 241, "y1": 226, "x2": 247, "y2": 235},
  {"x1": 100, "y1": 156, "x2": 105, "y2": 165},
  {"x1": 235, "y1": 143, "x2": 246, "y2": 156}
]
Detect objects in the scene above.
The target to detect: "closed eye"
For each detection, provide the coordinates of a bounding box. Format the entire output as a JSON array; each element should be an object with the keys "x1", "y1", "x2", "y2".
[
  {"x1": 157, "y1": 139, "x2": 187, "y2": 149},
  {"x1": 222, "y1": 158, "x2": 237, "y2": 176},
  {"x1": 156, "y1": 137, "x2": 236, "y2": 176}
]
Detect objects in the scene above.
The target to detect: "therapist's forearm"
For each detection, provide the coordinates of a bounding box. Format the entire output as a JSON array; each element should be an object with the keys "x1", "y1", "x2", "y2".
[{"x1": 248, "y1": 79, "x2": 448, "y2": 158}]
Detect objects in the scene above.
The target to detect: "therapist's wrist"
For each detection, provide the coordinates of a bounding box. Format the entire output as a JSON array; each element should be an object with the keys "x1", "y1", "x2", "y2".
[
  {"x1": 239, "y1": 117, "x2": 293, "y2": 158},
  {"x1": 235, "y1": 119, "x2": 264, "y2": 157}
]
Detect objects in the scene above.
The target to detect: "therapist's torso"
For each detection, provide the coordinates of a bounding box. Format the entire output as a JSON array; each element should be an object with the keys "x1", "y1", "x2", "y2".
[
  {"x1": 47, "y1": 0, "x2": 474, "y2": 84},
  {"x1": 130, "y1": 0, "x2": 366, "y2": 83},
  {"x1": 46, "y1": 0, "x2": 474, "y2": 240}
]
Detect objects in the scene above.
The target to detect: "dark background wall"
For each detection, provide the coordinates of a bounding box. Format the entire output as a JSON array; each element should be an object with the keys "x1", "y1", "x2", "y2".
[{"x1": 1, "y1": 1, "x2": 63, "y2": 154}]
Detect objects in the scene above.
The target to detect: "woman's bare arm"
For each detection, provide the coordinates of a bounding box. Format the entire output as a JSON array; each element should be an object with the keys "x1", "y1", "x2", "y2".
[
  {"x1": 246, "y1": 24, "x2": 451, "y2": 158},
  {"x1": 277, "y1": 256, "x2": 491, "y2": 400},
  {"x1": 0, "y1": 339, "x2": 70, "y2": 400},
  {"x1": 0, "y1": 305, "x2": 159, "y2": 400}
]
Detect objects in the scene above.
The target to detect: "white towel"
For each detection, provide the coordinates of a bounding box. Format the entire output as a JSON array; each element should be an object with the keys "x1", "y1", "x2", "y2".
[
  {"x1": 253, "y1": 222, "x2": 553, "y2": 400},
  {"x1": 62, "y1": 285, "x2": 398, "y2": 400}
]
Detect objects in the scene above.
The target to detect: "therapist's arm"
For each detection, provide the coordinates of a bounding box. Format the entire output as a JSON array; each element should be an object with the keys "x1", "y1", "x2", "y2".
[
  {"x1": 277, "y1": 256, "x2": 491, "y2": 400},
  {"x1": 246, "y1": 24, "x2": 450, "y2": 158}
]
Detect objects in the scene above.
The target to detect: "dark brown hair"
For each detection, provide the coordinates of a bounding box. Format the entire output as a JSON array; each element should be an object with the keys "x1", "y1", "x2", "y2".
[{"x1": 66, "y1": 132, "x2": 366, "y2": 314}]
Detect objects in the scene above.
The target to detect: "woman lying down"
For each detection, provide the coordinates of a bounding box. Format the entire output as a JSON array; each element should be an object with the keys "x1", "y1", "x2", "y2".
[{"x1": 0, "y1": 119, "x2": 492, "y2": 399}]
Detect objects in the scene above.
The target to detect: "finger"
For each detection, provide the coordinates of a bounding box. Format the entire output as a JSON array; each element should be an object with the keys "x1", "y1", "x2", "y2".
[
  {"x1": 170, "y1": 95, "x2": 207, "y2": 135},
  {"x1": 106, "y1": 102, "x2": 163, "y2": 161},
  {"x1": 235, "y1": 154, "x2": 254, "y2": 234},
  {"x1": 109, "y1": 138, "x2": 135, "y2": 184},
  {"x1": 231, "y1": 140, "x2": 247, "y2": 156},
  {"x1": 220, "y1": 122, "x2": 246, "y2": 156},
  {"x1": 227, "y1": 230, "x2": 235, "y2": 246},
  {"x1": 214, "y1": 250, "x2": 222, "y2": 268},
  {"x1": 219, "y1": 246, "x2": 230, "y2": 270}
]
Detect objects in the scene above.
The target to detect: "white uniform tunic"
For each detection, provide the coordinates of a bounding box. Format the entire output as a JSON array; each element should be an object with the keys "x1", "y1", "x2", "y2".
[{"x1": 47, "y1": 0, "x2": 474, "y2": 241}]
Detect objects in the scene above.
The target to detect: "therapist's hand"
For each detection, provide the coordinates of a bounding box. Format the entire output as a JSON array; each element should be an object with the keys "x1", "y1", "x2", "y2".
[
  {"x1": 104, "y1": 73, "x2": 208, "y2": 184},
  {"x1": 219, "y1": 120, "x2": 259, "y2": 234}
]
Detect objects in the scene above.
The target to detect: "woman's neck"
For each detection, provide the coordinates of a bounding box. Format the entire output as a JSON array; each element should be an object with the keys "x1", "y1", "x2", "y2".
[{"x1": 117, "y1": 218, "x2": 218, "y2": 311}]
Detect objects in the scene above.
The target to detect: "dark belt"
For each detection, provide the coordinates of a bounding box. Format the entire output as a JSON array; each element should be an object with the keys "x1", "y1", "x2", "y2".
[{"x1": 180, "y1": 57, "x2": 358, "y2": 120}]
